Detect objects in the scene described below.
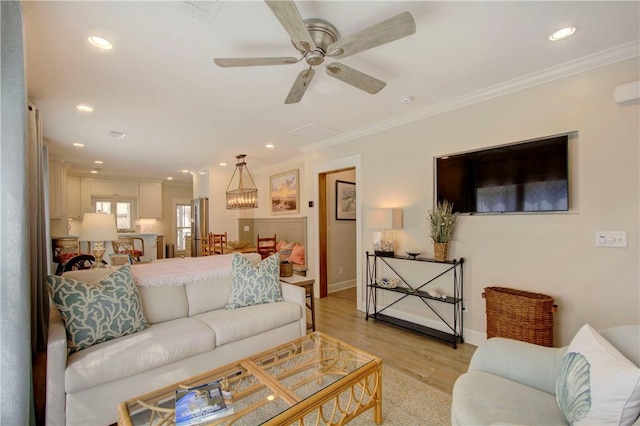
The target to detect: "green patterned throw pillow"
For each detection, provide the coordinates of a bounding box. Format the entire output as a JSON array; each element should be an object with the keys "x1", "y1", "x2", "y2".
[
  {"x1": 47, "y1": 266, "x2": 148, "y2": 353},
  {"x1": 226, "y1": 253, "x2": 283, "y2": 309}
]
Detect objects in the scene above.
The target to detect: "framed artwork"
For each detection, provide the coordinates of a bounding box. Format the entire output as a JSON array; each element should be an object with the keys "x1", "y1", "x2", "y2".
[
  {"x1": 270, "y1": 169, "x2": 299, "y2": 215},
  {"x1": 109, "y1": 253, "x2": 132, "y2": 266},
  {"x1": 336, "y1": 180, "x2": 356, "y2": 220}
]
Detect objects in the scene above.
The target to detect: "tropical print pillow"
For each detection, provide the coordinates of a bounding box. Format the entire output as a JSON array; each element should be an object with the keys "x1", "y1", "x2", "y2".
[
  {"x1": 226, "y1": 253, "x2": 283, "y2": 309},
  {"x1": 556, "y1": 324, "x2": 640, "y2": 425},
  {"x1": 47, "y1": 266, "x2": 148, "y2": 353}
]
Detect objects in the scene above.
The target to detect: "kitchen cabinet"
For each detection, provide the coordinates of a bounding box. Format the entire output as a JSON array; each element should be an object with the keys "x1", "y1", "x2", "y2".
[
  {"x1": 49, "y1": 160, "x2": 63, "y2": 218},
  {"x1": 66, "y1": 175, "x2": 81, "y2": 219},
  {"x1": 139, "y1": 182, "x2": 163, "y2": 218},
  {"x1": 90, "y1": 179, "x2": 138, "y2": 197}
]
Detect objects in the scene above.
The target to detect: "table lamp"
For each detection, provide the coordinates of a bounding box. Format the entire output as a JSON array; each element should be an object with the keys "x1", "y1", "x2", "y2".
[
  {"x1": 366, "y1": 208, "x2": 403, "y2": 257},
  {"x1": 78, "y1": 213, "x2": 118, "y2": 269}
]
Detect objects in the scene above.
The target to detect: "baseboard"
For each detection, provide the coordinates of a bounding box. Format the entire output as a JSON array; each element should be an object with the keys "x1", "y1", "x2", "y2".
[{"x1": 328, "y1": 279, "x2": 356, "y2": 293}]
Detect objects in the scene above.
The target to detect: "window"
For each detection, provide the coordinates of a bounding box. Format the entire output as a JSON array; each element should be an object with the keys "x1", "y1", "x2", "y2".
[
  {"x1": 93, "y1": 198, "x2": 135, "y2": 231},
  {"x1": 176, "y1": 203, "x2": 191, "y2": 251}
]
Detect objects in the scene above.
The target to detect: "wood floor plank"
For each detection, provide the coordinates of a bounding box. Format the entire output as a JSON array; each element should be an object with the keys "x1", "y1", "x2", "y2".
[{"x1": 315, "y1": 287, "x2": 476, "y2": 394}]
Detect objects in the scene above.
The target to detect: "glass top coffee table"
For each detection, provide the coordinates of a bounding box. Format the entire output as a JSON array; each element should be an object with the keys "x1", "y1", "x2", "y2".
[{"x1": 118, "y1": 332, "x2": 382, "y2": 426}]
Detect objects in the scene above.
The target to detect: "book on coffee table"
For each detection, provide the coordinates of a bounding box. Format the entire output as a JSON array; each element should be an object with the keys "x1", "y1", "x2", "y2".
[{"x1": 175, "y1": 380, "x2": 234, "y2": 426}]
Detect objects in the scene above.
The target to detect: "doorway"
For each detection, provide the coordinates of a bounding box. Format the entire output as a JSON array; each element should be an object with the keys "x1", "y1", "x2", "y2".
[{"x1": 313, "y1": 155, "x2": 363, "y2": 310}]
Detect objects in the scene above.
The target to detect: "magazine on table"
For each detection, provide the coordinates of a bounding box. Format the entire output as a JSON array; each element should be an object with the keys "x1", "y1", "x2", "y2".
[{"x1": 175, "y1": 380, "x2": 234, "y2": 426}]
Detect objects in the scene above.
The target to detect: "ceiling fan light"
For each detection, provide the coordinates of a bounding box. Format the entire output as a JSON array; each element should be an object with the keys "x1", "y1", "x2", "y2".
[{"x1": 549, "y1": 26, "x2": 576, "y2": 41}]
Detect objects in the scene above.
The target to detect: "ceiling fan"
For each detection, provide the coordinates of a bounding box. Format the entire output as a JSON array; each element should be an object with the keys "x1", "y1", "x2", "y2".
[{"x1": 214, "y1": 1, "x2": 416, "y2": 104}]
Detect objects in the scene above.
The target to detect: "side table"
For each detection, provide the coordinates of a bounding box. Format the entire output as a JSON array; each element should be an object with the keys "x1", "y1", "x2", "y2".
[{"x1": 279, "y1": 275, "x2": 315, "y2": 332}]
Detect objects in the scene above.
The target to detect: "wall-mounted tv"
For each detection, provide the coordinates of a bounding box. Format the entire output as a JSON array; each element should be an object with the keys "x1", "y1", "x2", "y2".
[{"x1": 436, "y1": 134, "x2": 569, "y2": 214}]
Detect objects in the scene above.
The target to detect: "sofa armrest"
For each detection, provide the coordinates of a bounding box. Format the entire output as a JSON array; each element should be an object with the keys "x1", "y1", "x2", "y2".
[
  {"x1": 469, "y1": 337, "x2": 566, "y2": 395},
  {"x1": 281, "y1": 282, "x2": 306, "y2": 337},
  {"x1": 46, "y1": 308, "x2": 68, "y2": 426}
]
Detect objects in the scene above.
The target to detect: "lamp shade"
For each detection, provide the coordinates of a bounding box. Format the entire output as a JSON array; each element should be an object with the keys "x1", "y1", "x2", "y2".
[
  {"x1": 78, "y1": 213, "x2": 118, "y2": 242},
  {"x1": 366, "y1": 208, "x2": 403, "y2": 229}
]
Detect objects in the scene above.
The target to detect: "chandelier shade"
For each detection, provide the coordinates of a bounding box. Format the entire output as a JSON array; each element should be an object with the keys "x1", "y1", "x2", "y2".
[{"x1": 226, "y1": 154, "x2": 258, "y2": 210}]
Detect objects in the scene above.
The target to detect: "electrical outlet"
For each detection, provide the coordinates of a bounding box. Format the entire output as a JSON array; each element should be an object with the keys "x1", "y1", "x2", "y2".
[
  {"x1": 595, "y1": 231, "x2": 627, "y2": 248},
  {"x1": 243, "y1": 225, "x2": 250, "y2": 232}
]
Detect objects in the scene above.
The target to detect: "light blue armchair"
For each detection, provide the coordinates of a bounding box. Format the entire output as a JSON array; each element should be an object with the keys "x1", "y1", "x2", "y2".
[{"x1": 452, "y1": 325, "x2": 640, "y2": 425}]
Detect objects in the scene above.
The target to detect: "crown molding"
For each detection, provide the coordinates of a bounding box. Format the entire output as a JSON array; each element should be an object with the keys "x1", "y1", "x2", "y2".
[{"x1": 300, "y1": 40, "x2": 640, "y2": 154}]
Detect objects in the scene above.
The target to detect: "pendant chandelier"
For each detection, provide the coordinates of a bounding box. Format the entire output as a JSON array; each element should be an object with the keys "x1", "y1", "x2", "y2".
[{"x1": 225, "y1": 154, "x2": 258, "y2": 210}]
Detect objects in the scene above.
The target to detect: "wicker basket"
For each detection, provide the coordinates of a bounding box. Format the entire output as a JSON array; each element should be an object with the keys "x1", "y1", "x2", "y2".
[{"x1": 483, "y1": 286, "x2": 558, "y2": 347}]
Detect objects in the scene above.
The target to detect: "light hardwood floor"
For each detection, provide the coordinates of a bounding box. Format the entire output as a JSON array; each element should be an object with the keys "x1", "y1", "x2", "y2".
[
  {"x1": 32, "y1": 287, "x2": 477, "y2": 425},
  {"x1": 315, "y1": 287, "x2": 476, "y2": 395}
]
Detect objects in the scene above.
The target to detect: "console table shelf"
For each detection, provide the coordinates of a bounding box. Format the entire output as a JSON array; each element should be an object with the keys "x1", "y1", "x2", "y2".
[{"x1": 365, "y1": 252, "x2": 464, "y2": 348}]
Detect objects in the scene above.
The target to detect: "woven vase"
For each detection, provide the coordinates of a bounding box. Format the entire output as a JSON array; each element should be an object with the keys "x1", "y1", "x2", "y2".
[{"x1": 434, "y1": 242, "x2": 448, "y2": 262}]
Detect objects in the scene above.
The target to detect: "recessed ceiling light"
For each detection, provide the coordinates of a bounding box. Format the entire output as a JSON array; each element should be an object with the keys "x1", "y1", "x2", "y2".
[
  {"x1": 88, "y1": 36, "x2": 113, "y2": 50},
  {"x1": 265, "y1": 144, "x2": 274, "y2": 149},
  {"x1": 181, "y1": 169, "x2": 189, "y2": 173},
  {"x1": 94, "y1": 160, "x2": 103, "y2": 164},
  {"x1": 549, "y1": 26, "x2": 576, "y2": 41},
  {"x1": 400, "y1": 95, "x2": 414, "y2": 104},
  {"x1": 90, "y1": 170, "x2": 99, "y2": 174},
  {"x1": 76, "y1": 104, "x2": 93, "y2": 112},
  {"x1": 167, "y1": 177, "x2": 174, "y2": 181},
  {"x1": 72, "y1": 143, "x2": 85, "y2": 147},
  {"x1": 219, "y1": 162, "x2": 227, "y2": 167}
]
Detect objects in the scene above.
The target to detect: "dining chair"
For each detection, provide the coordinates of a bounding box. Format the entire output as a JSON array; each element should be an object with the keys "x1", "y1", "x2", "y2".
[
  {"x1": 212, "y1": 232, "x2": 227, "y2": 255},
  {"x1": 52, "y1": 237, "x2": 81, "y2": 275},
  {"x1": 256, "y1": 234, "x2": 277, "y2": 259},
  {"x1": 112, "y1": 237, "x2": 145, "y2": 262}
]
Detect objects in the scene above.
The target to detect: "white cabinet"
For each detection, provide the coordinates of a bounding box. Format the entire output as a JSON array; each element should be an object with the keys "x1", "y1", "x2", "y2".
[
  {"x1": 139, "y1": 182, "x2": 163, "y2": 218},
  {"x1": 66, "y1": 175, "x2": 81, "y2": 218},
  {"x1": 90, "y1": 179, "x2": 138, "y2": 197},
  {"x1": 49, "y1": 160, "x2": 63, "y2": 218}
]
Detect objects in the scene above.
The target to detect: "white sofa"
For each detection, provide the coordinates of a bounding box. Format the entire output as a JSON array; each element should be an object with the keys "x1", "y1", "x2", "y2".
[
  {"x1": 452, "y1": 325, "x2": 640, "y2": 425},
  {"x1": 46, "y1": 254, "x2": 306, "y2": 426}
]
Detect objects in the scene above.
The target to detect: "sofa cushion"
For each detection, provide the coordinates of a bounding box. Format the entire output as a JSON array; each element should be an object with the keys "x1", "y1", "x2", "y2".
[
  {"x1": 193, "y1": 301, "x2": 301, "y2": 346},
  {"x1": 137, "y1": 285, "x2": 189, "y2": 324},
  {"x1": 47, "y1": 266, "x2": 148, "y2": 353},
  {"x1": 65, "y1": 317, "x2": 216, "y2": 393},
  {"x1": 186, "y1": 276, "x2": 233, "y2": 316},
  {"x1": 278, "y1": 241, "x2": 295, "y2": 263},
  {"x1": 226, "y1": 253, "x2": 283, "y2": 309},
  {"x1": 556, "y1": 324, "x2": 640, "y2": 426},
  {"x1": 452, "y1": 370, "x2": 567, "y2": 425}
]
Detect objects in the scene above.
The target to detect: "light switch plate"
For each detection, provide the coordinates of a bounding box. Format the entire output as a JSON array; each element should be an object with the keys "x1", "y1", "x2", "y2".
[{"x1": 595, "y1": 231, "x2": 627, "y2": 248}]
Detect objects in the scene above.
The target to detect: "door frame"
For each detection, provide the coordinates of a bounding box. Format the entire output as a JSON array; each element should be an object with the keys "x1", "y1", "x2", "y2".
[{"x1": 312, "y1": 155, "x2": 363, "y2": 310}]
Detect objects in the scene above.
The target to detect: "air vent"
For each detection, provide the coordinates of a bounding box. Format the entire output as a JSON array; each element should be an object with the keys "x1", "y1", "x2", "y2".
[
  {"x1": 108, "y1": 130, "x2": 127, "y2": 140},
  {"x1": 183, "y1": 0, "x2": 223, "y2": 24},
  {"x1": 289, "y1": 123, "x2": 340, "y2": 141}
]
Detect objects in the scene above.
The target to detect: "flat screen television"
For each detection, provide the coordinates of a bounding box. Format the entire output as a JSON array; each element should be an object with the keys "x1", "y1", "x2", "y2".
[{"x1": 436, "y1": 134, "x2": 569, "y2": 214}]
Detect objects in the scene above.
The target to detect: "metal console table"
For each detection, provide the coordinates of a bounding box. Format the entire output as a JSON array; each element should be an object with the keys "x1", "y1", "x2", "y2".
[{"x1": 365, "y1": 251, "x2": 464, "y2": 348}]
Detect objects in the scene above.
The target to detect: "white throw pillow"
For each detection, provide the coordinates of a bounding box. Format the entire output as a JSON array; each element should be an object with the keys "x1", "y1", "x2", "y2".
[{"x1": 556, "y1": 324, "x2": 640, "y2": 425}]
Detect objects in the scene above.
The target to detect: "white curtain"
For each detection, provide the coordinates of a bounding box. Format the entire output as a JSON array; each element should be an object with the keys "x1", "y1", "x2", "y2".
[{"x1": 1, "y1": 2, "x2": 38, "y2": 425}]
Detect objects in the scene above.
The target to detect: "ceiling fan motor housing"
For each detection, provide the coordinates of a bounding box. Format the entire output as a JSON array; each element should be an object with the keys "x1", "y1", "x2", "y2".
[{"x1": 293, "y1": 18, "x2": 339, "y2": 64}]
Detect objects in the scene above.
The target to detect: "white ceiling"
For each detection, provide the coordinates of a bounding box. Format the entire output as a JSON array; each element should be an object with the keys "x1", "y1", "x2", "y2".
[{"x1": 23, "y1": 1, "x2": 640, "y2": 184}]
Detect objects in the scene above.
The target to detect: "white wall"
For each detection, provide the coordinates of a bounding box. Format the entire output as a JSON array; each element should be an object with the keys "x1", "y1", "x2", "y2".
[
  {"x1": 303, "y1": 58, "x2": 639, "y2": 346},
  {"x1": 326, "y1": 169, "x2": 357, "y2": 292}
]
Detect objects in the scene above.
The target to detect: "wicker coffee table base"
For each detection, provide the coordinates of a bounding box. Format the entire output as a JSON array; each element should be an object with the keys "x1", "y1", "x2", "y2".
[{"x1": 118, "y1": 332, "x2": 382, "y2": 426}]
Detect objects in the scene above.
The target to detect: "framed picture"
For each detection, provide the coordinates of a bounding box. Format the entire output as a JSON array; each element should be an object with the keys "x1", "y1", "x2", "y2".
[
  {"x1": 336, "y1": 180, "x2": 356, "y2": 220},
  {"x1": 270, "y1": 169, "x2": 299, "y2": 215},
  {"x1": 109, "y1": 253, "x2": 132, "y2": 266}
]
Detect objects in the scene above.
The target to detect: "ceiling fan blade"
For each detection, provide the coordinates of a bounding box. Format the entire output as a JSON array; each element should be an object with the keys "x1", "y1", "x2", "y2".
[
  {"x1": 326, "y1": 62, "x2": 386, "y2": 94},
  {"x1": 214, "y1": 57, "x2": 299, "y2": 67},
  {"x1": 327, "y1": 12, "x2": 416, "y2": 59},
  {"x1": 265, "y1": 0, "x2": 316, "y2": 52},
  {"x1": 285, "y1": 68, "x2": 316, "y2": 104}
]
